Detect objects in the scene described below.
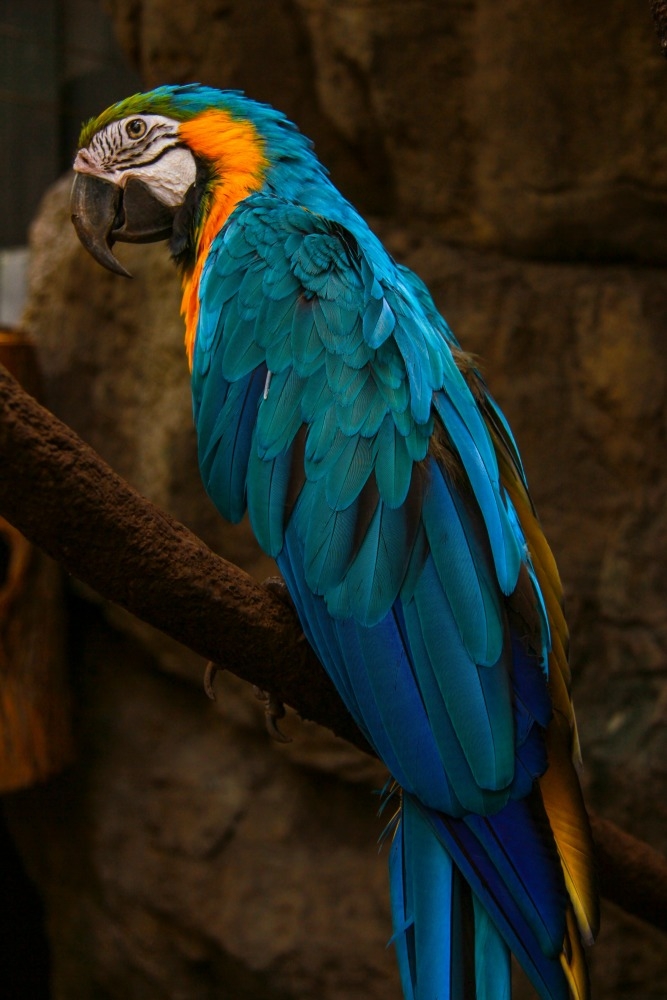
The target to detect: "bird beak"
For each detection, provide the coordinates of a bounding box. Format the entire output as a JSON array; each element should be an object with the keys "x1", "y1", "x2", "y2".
[{"x1": 71, "y1": 174, "x2": 178, "y2": 278}]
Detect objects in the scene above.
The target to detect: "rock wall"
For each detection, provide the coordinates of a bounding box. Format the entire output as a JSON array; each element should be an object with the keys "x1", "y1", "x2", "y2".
[
  {"x1": 108, "y1": 0, "x2": 667, "y2": 260},
  {"x1": 5, "y1": 2, "x2": 667, "y2": 998}
]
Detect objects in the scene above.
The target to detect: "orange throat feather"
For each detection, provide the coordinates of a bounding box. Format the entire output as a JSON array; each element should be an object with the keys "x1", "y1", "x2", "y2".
[{"x1": 178, "y1": 109, "x2": 268, "y2": 367}]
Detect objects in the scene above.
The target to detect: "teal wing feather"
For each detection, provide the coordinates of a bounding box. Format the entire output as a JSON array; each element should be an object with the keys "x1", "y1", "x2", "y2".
[
  {"x1": 191, "y1": 192, "x2": 573, "y2": 1000},
  {"x1": 192, "y1": 192, "x2": 540, "y2": 806}
]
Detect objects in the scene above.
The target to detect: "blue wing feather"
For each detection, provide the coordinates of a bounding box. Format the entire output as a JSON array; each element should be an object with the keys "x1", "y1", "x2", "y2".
[
  {"x1": 421, "y1": 460, "x2": 504, "y2": 666},
  {"x1": 302, "y1": 486, "x2": 358, "y2": 590},
  {"x1": 247, "y1": 439, "x2": 293, "y2": 556},
  {"x1": 434, "y1": 393, "x2": 523, "y2": 596},
  {"x1": 191, "y1": 188, "x2": 581, "y2": 1000},
  {"x1": 400, "y1": 597, "x2": 506, "y2": 817},
  {"x1": 255, "y1": 367, "x2": 305, "y2": 459},
  {"x1": 327, "y1": 502, "x2": 412, "y2": 625},
  {"x1": 410, "y1": 557, "x2": 514, "y2": 793},
  {"x1": 374, "y1": 417, "x2": 414, "y2": 508}
]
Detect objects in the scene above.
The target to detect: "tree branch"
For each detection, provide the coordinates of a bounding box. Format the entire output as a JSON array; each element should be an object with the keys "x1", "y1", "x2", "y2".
[
  {"x1": 1, "y1": 363, "x2": 666, "y2": 932},
  {"x1": 590, "y1": 814, "x2": 667, "y2": 934},
  {"x1": 0, "y1": 364, "x2": 368, "y2": 753}
]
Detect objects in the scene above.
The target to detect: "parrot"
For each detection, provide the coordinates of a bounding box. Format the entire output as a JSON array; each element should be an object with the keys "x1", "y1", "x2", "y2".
[{"x1": 70, "y1": 84, "x2": 598, "y2": 1000}]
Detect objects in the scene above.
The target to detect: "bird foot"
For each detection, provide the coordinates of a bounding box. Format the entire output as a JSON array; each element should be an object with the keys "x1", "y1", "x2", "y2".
[
  {"x1": 203, "y1": 660, "x2": 223, "y2": 701},
  {"x1": 202, "y1": 578, "x2": 293, "y2": 704},
  {"x1": 204, "y1": 577, "x2": 300, "y2": 735},
  {"x1": 253, "y1": 686, "x2": 291, "y2": 743},
  {"x1": 204, "y1": 663, "x2": 290, "y2": 743},
  {"x1": 263, "y1": 575, "x2": 295, "y2": 610}
]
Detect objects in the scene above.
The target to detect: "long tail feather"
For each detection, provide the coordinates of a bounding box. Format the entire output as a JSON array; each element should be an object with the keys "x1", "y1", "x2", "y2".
[
  {"x1": 471, "y1": 895, "x2": 511, "y2": 1000},
  {"x1": 389, "y1": 795, "x2": 480, "y2": 1000},
  {"x1": 412, "y1": 798, "x2": 571, "y2": 1000}
]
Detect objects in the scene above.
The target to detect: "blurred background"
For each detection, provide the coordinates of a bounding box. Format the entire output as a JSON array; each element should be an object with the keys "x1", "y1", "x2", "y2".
[{"x1": 1, "y1": 1, "x2": 666, "y2": 997}]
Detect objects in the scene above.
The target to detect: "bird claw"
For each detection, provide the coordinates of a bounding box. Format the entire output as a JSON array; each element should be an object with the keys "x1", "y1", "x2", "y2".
[
  {"x1": 253, "y1": 686, "x2": 291, "y2": 743},
  {"x1": 197, "y1": 577, "x2": 294, "y2": 741},
  {"x1": 263, "y1": 575, "x2": 294, "y2": 608},
  {"x1": 204, "y1": 665, "x2": 289, "y2": 743},
  {"x1": 203, "y1": 660, "x2": 223, "y2": 701}
]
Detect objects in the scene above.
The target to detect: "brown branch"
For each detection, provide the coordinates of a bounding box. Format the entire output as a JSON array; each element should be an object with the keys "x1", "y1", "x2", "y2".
[
  {"x1": 0, "y1": 363, "x2": 368, "y2": 753},
  {"x1": 590, "y1": 814, "x2": 667, "y2": 934},
  {"x1": 1, "y1": 363, "x2": 666, "y2": 933}
]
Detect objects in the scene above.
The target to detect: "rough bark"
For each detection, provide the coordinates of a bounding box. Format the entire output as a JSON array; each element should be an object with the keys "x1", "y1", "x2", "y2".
[
  {"x1": 1, "y1": 362, "x2": 666, "y2": 932},
  {"x1": 0, "y1": 364, "x2": 367, "y2": 754}
]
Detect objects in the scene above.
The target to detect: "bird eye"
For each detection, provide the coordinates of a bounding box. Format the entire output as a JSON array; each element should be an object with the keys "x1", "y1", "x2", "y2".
[{"x1": 126, "y1": 118, "x2": 147, "y2": 139}]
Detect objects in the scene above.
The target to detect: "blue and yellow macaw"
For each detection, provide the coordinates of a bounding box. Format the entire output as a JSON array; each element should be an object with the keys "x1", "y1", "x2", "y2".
[{"x1": 71, "y1": 84, "x2": 598, "y2": 1000}]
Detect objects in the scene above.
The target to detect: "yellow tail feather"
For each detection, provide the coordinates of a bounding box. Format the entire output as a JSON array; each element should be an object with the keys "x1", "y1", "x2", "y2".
[{"x1": 490, "y1": 420, "x2": 599, "y2": 997}]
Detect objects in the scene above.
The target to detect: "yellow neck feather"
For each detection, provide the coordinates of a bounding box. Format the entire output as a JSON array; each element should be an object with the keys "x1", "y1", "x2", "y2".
[{"x1": 177, "y1": 109, "x2": 268, "y2": 367}]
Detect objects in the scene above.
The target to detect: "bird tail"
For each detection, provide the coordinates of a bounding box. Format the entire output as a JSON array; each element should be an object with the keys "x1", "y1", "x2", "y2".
[
  {"x1": 388, "y1": 791, "x2": 586, "y2": 1000},
  {"x1": 389, "y1": 794, "x2": 511, "y2": 1000}
]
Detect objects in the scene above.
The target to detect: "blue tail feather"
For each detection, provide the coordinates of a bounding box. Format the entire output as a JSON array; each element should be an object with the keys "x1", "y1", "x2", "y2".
[
  {"x1": 390, "y1": 796, "x2": 490, "y2": 1000},
  {"x1": 471, "y1": 896, "x2": 511, "y2": 1000},
  {"x1": 463, "y1": 800, "x2": 567, "y2": 958},
  {"x1": 423, "y1": 803, "x2": 570, "y2": 1000}
]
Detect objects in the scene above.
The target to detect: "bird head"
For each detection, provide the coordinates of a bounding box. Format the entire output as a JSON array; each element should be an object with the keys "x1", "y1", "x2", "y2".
[{"x1": 71, "y1": 85, "x2": 278, "y2": 277}]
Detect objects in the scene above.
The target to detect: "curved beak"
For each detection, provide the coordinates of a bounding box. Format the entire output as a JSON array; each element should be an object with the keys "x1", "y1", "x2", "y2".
[{"x1": 71, "y1": 174, "x2": 178, "y2": 278}]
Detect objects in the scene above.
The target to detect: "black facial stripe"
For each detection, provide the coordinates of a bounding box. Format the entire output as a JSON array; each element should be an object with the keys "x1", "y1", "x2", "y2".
[
  {"x1": 111, "y1": 122, "x2": 178, "y2": 163},
  {"x1": 114, "y1": 139, "x2": 184, "y2": 172},
  {"x1": 88, "y1": 118, "x2": 180, "y2": 170},
  {"x1": 112, "y1": 134, "x2": 171, "y2": 166},
  {"x1": 142, "y1": 121, "x2": 173, "y2": 142}
]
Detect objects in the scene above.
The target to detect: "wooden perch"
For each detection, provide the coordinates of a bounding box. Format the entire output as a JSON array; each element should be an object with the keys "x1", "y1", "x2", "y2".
[
  {"x1": 0, "y1": 363, "x2": 666, "y2": 933},
  {"x1": 0, "y1": 364, "x2": 366, "y2": 753}
]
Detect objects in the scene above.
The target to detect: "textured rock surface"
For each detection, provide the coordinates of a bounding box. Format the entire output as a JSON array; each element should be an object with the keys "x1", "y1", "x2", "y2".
[
  {"x1": 8, "y1": 607, "x2": 394, "y2": 1000},
  {"x1": 108, "y1": 0, "x2": 667, "y2": 258},
  {"x1": 5, "y1": 1, "x2": 667, "y2": 998}
]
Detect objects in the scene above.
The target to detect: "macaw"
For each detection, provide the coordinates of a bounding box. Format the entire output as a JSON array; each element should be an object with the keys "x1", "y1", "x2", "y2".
[{"x1": 70, "y1": 84, "x2": 598, "y2": 1000}]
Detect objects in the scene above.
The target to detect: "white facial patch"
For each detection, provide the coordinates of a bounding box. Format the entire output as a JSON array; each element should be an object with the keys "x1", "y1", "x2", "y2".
[
  {"x1": 132, "y1": 146, "x2": 197, "y2": 206},
  {"x1": 74, "y1": 113, "x2": 197, "y2": 207}
]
